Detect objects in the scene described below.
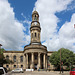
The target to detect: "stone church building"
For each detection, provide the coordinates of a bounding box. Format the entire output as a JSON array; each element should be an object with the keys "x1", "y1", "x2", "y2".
[{"x1": 3, "y1": 11, "x2": 54, "y2": 70}]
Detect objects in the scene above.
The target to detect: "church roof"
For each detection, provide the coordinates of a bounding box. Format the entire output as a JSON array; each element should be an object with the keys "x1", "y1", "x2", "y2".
[
  {"x1": 32, "y1": 10, "x2": 39, "y2": 15},
  {"x1": 3, "y1": 51, "x2": 23, "y2": 53}
]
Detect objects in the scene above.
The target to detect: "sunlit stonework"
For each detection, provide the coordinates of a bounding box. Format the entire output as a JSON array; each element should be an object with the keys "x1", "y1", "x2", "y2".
[{"x1": 3, "y1": 11, "x2": 54, "y2": 70}]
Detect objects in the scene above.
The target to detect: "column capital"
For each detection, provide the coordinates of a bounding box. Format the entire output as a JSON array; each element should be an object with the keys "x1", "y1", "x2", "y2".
[
  {"x1": 44, "y1": 53, "x2": 46, "y2": 55},
  {"x1": 38, "y1": 52, "x2": 41, "y2": 55},
  {"x1": 31, "y1": 52, "x2": 34, "y2": 54}
]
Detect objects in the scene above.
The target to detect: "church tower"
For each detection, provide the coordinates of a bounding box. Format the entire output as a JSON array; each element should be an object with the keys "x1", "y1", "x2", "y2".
[
  {"x1": 30, "y1": 11, "x2": 41, "y2": 44},
  {"x1": 24, "y1": 10, "x2": 47, "y2": 70}
]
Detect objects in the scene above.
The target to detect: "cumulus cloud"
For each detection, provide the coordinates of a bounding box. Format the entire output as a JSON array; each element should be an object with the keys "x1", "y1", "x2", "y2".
[
  {"x1": 0, "y1": 0, "x2": 29, "y2": 50},
  {"x1": 34, "y1": 0, "x2": 75, "y2": 52},
  {"x1": 0, "y1": 0, "x2": 75, "y2": 52},
  {"x1": 59, "y1": 14, "x2": 75, "y2": 51}
]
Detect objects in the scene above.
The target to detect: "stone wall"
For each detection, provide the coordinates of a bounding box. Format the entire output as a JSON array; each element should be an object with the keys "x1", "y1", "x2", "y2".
[{"x1": 3, "y1": 51, "x2": 25, "y2": 70}]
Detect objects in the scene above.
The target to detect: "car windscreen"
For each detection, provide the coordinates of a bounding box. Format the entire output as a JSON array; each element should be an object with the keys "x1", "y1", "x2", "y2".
[
  {"x1": 0, "y1": 69, "x2": 4, "y2": 75},
  {"x1": 72, "y1": 70, "x2": 75, "y2": 71},
  {"x1": 71, "y1": 68, "x2": 75, "y2": 71},
  {"x1": 4, "y1": 67, "x2": 7, "y2": 73}
]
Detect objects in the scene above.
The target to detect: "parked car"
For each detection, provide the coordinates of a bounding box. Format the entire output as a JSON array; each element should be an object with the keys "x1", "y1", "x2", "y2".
[
  {"x1": 11, "y1": 68, "x2": 24, "y2": 73},
  {"x1": 70, "y1": 68, "x2": 75, "y2": 75},
  {"x1": 0, "y1": 67, "x2": 11, "y2": 75}
]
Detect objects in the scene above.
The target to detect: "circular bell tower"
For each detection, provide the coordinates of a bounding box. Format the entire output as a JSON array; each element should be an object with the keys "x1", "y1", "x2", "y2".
[
  {"x1": 30, "y1": 11, "x2": 41, "y2": 44},
  {"x1": 24, "y1": 11, "x2": 47, "y2": 70}
]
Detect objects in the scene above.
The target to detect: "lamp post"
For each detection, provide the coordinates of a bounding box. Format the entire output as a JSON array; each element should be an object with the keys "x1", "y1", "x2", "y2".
[
  {"x1": 60, "y1": 49, "x2": 61, "y2": 74},
  {"x1": 70, "y1": 63, "x2": 71, "y2": 71}
]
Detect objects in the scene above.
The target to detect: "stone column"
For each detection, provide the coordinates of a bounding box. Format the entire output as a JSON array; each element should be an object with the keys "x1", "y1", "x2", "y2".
[
  {"x1": 38, "y1": 53, "x2": 40, "y2": 70},
  {"x1": 26, "y1": 53, "x2": 28, "y2": 69},
  {"x1": 31, "y1": 53, "x2": 34, "y2": 69},
  {"x1": 24, "y1": 54, "x2": 26, "y2": 69},
  {"x1": 46, "y1": 55, "x2": 48, "y2": 69},
  {"x1": 43, "y1": 53, "x2": 46, "y2": 69}
]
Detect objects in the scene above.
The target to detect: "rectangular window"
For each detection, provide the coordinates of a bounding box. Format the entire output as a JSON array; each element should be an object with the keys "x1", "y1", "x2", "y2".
[
  {"x1": 6, "y1": 65, "x2": 9, "y2": 68},
  {"x1": 0, "y1": 69, "x2": 4, "y2": 74},
  {"x1": 14, "y1": 65, "x2": 16, "y2": 68},
  {"x1": 21, "y1": 65, "x2": 23, "y2": 68},
  {"x1": 13, "y1": 56, "x2": 16, "y2": 62},
  {"x1": 20, "y1": 56, "x2": 23, "y2": 62}
]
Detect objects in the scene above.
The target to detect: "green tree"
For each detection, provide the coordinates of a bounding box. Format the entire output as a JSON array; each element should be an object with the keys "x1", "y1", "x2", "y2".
[
  {"x1": 49, "y1": 48, "x2": 75, "y2": 70},
  {"x1": 0, "y1": 48, "x2": 5, "y2": 54},
  {"x1": 0, "y1": 48, "x2": 13, "y2": 66}
]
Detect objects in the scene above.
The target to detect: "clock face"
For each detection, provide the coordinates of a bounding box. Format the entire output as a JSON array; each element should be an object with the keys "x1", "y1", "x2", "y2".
[{"x1": 34, "y1": 22, "x2": 37, "y2": 25}]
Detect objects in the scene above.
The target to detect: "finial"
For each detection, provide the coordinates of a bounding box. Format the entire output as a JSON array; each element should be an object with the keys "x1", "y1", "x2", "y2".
[{"x1": 34, "y1": 7, "x2": 36, "y2": 11}]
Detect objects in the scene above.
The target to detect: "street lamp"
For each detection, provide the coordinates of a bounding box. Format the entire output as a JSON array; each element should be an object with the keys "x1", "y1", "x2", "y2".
[{"x1": 70, "y1": 63, "x2": 71, "y2": 71}]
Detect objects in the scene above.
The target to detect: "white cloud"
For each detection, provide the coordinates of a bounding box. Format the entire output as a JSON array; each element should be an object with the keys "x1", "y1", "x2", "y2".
[
  {"x1": 34, "y1": 0, "x2": 75, "y2": 52},
  {"x1": 59, "y1": 14, "x2": 75, "y2": 51},
  {"x1": 0, "y1": 0, "x2": 75, "y2": 52},
  {"x1": 0, "y1": 0, "x2": 29, "y2": 50}
]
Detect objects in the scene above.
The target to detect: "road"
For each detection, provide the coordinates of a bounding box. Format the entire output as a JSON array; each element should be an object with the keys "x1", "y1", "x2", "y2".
[{"x1": 11, "y1": 71, "x2": 69, "y2": 75}]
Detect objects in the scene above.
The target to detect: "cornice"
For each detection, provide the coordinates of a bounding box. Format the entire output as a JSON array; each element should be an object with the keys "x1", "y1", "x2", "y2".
[{"x1": 3, "y1": 51, "x2": 24, "y2": 53}]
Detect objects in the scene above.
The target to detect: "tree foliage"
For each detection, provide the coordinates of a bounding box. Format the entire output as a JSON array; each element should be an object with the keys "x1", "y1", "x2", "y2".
[
  {"x1": 49, "y1": 48, "x2": 75, "y2": 69},
  {"x1": 0, "y1": 48, "x2": 13, "y2": 66},
  {"x1": 0, "y1": 48, "x2": 5, "y2": 54}
]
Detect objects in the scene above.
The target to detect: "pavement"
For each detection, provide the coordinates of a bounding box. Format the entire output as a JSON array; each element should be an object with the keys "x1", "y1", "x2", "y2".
[{"x1": 11, "y1": 71, "x2": 70, "y2": 75}]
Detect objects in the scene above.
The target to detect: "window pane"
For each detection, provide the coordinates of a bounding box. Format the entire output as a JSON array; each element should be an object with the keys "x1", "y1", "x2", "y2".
[
  {"x1": 20, "y1": 56, "x2": 23, "y2": 62},
  {"x1": 21, "y1": 65, "x2": 23, "y2": 68},
  {"x1": 0, "y1": 69, "x2": 4, "y2": 74},
  {"x1": 34, "y1": 15, "x2": 37, "y2": 21},
  {"x1": 14, "y1": 65, "x2": 16, "y2": 68},
  {"x1": 6, "y1": 55, "x2": 9, "y2": 59},
  {"x1": 6, "y1": 65, "x2": 9, "y2": 68},
  {"x1": 13, "y1": 56, "x2": 16, "y2": 62}
]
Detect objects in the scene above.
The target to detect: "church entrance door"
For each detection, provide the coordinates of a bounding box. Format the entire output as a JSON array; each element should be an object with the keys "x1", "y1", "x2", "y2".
[{"x1": 34, "y1": 64, "x2": 37, "y2": 70}]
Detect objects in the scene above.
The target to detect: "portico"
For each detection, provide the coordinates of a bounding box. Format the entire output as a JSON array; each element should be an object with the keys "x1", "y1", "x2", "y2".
[{"x1": 24, "y1": 52, "x2": 47, "y2": 70}]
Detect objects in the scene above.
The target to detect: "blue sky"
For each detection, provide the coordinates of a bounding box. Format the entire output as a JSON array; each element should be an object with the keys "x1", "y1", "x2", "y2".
[
  {"x1": 8, "y1": 0, "x2": 36, "y2": 21},
  {"x1": 0, "y1": 0, "x2": 75, "y2": 52},
  {"x1": 8, "y1": 0, "x2": 36, "y2": 35}
]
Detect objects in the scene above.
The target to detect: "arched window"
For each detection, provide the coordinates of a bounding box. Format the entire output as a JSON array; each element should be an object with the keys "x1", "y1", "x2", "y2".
[
  {"x1": 34, "y1": 15, "x2": 37, "y2": 21},
  {"x1": 14, "y1": 65, "x2": 16, "y2": 68},
  {"x1": 20, "y1": 56, "x2": 23, "y2": 62},
  {"x1": 35, "y1": 33, "x2": 36, "y2": 37},
  {"x1": 6, "y1": 65, "x2": 9, "y2": 68},
  {"x1": 21, "y1": 65, "x2": 23, "y2": 68},
  {"x1": 6, "y1": 55, "x2": 9, "y2": 60},
  {"x1": 13, "y1": 55, "x2": 16, "y2": 62}
]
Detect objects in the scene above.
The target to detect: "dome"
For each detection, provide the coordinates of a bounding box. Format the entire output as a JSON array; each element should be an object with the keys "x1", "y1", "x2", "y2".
[{"x1": 32, "y1": 10, "x2": 39, "y2": 16}]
